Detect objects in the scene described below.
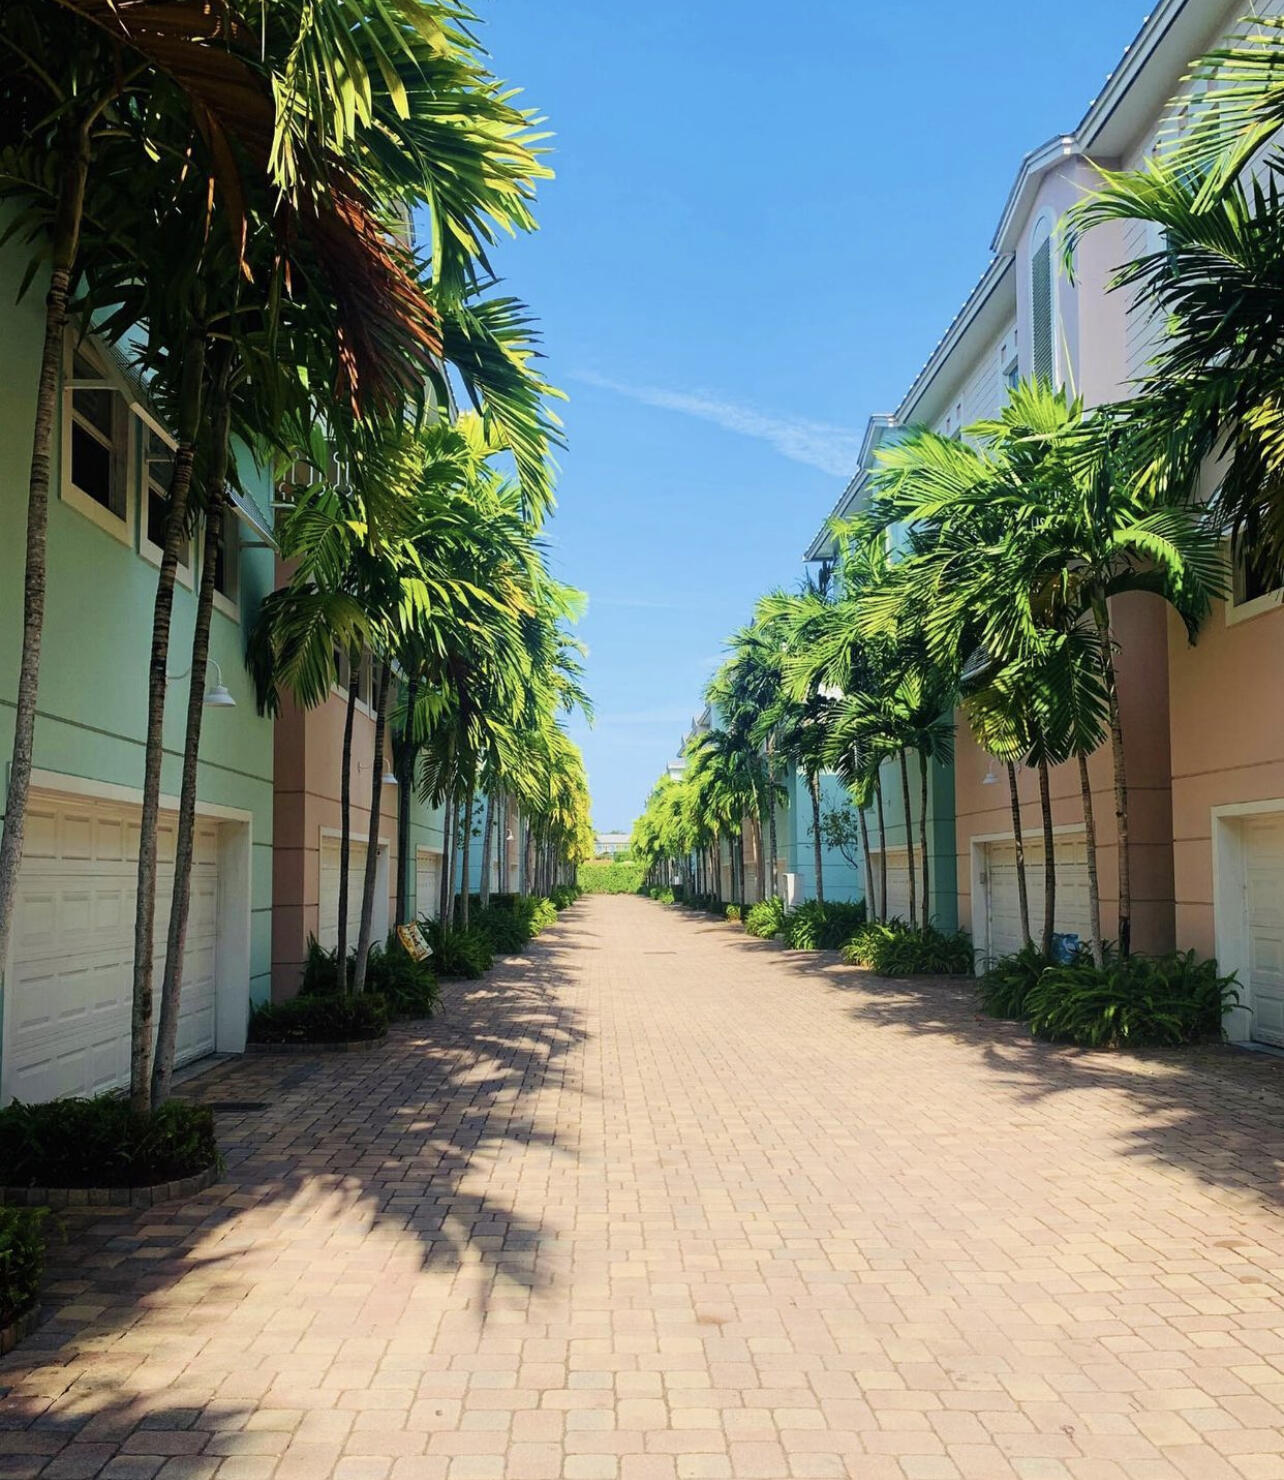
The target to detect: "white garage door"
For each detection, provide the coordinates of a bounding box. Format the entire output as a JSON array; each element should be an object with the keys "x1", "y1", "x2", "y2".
[
  {"x1": 415, "y1": 847, "x2": 442, "y2": 921},
  {"x1": 869, "y1": 849, "x2": 913, "y2": 922},
  {"x1": 319, "y1": 835, "x2": 387, "y2": 951},
  {"x1": 1244, "y1": 815, "x2": 1284, "y2": 1047},
  {"x1": 982, "y1": 835, "x2": 1090, "y2": 963},
  {"x1": 5, "y1": 791, "x2": 220, "y2": 1104}
]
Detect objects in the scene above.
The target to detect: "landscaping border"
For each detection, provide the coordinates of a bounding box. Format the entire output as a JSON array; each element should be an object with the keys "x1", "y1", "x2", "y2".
[
  {"x1": 0, "y1": 1163, "x2": 219, "y2": 1211},
  {"x1": 0, "y1": 1304, "x2": 41, "y2": 1356},
  {"x1": 246, "y1": 1035, "x2": 385, "y2": 1055}
]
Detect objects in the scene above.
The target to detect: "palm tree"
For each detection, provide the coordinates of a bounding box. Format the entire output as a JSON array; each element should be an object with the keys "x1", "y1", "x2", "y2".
[{"x1": 873, "y1": 382, "x2": 1225, "y2": 960}]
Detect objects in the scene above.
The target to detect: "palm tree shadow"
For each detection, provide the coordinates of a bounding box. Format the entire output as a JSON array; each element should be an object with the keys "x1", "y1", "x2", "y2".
[
  {"x1": 0, "y1": 914, "x2": 594, "y2": 1425},
  {"x1": 720, "y1": 925, "x2": 1284, "y2": 1209}
]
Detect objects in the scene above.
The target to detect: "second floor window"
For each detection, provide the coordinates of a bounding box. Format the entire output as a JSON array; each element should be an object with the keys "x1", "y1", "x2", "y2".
[
  {"x1": 68, "y1": 348, "x2": 127, "y2": 521},
  {"x1": 1233, "y1": 530, "x2": 1284, "y2": 609}
]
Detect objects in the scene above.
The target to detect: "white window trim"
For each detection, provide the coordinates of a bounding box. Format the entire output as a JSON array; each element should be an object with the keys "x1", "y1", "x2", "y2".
[
  {"x1": 1226, "y1": 531, "x2": 1284, "y2": 627},
  {"x1": 1227, "y1": 587, "x2": 1284, "y2": 627},
  {"x1": 60, "y1": 335, "x2": 134, "y2": 544},
  {"x1": 138, "y1": 423, "x2": 194, "y2": 587}
]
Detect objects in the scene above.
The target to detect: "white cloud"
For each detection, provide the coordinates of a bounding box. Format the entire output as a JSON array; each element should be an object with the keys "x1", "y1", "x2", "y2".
[{"x1": 574, "y1": 370, "x2": 862, "y2": 477}]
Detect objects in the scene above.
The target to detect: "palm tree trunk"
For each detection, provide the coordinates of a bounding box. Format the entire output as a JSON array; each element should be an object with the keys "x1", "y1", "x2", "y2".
[
  {"x1": 756, "y1": 813, "x2": 767, "y2": 902},
  {"x1": 898, "y1": 750, "x2": 917, "y2": 929},
  {"x1": 131, "y1": 338, "x2": 210, "y2": 1110},
  {"x1": 524, "y1": 820, "x2": 535, "y2": 896},
  {"x1": 809, "y1": 773, "x2": 825, "y2": 904},
  {"x1": 498, "y1": 794, "x2": 508, "y2": 895},
  {"x1": 1094, "y1": 602, "x2": 1131, "y2": 957},
  {"x1": 875, "y1": 773, "x2": 888, "y2": 924},
  {"x1": 149, "y1": 366, "x2": 229, "y2": 1107},
  {"x1": 858, "y1": 795, "x2": 875, "y2": 923},
  {"x1": 460, "y1": 779, "x2": 475, "y2": 926},
  {"x1": 479, "y1": 792, "x2": 495, "y2": 910},
  {"x1": 1007, "y1": 762, "x2": 1032, "y2": 949},
  {"x1": 1038, "y1": 758, "x2": 1056, "y2": 956},
  {"x1": 918, "y1": 750, "x2": 931, "y2": 928},
  {"x1": 438, "y1": 788, "x2": 454, "y2": 923},
  {"x1": 736, "y1": 832, "x2": 746, "y2": 907},
  {"x1": 395, "y1": 673, "x2": 419, "y2": 927},
  {"x1": 131, "y1": 333, "x2": 206, "y2": 1111},
  {"x1": 0, "y1": 123, "x2": 91, "y2": 984},
  {"x1": 336, "y1": 670, "x2": 359, "y2": 990},
  {"x1": 767, "y1": 758, "x2": 779, "y2": 900},
  {"x1": 352, "y1": 662, "x2": 390, "y2": 994},
  {"x1": 1077, "y1": 753, "x2": 1105, "y2": 967}
]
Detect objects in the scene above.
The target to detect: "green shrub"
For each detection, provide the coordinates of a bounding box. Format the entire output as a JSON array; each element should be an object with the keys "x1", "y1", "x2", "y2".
[
  {"x1": 0, "y1": 1097, "x2": 219, "y2": 1188},
  {"x1": 725, "y1": 903, "x2": 742, "y2": 923},
  {"x1": 0, "y1": 1209, "x2": 46, "y2": 1327},
  {"x1": 645, "y1": 885, "x2": 676, "y2": 904},
  {"x1": 978, "y1": 943, "x2": 1054, "y2": 1018},
  {"x1": 249, "y1": 992, "x2": 388, "y2": 1045},
  {"x1": 843, "y1": 921, "x2": 974, "y2": 975},
  {"x1": 784, "y1": 899, "x2": 867, "y2": 951},
  {"x1": 527, "y1": 896, "x2": 559, "y2": 934},
  {"x1": 421, "y1": 918, "x2": 494, "y2": 978},
  {"x1": 473, "y1": 905, "x2": 530, "y2": 954},
  {"x1": 470, "y1": 893, "x2": 561, "y2": 952},
  {"x1": 1025, "y1": 950, "x2": 1239, "y2": 1048},
  {"x1": 549, "y1": 883, "x2": 581, "y2": 910},
  {"x1": 685, "y1": 892, "x2": 726, "y2": 915},
  {"x1": 578, "y1": 861, "x2": 646, "y2": 894},
  {"x1": 300, "y1": 935, "x2": 440, "y2": 1018},
  {"x1": 745, "y1": 898, "x2": 787, "y2": 938}
]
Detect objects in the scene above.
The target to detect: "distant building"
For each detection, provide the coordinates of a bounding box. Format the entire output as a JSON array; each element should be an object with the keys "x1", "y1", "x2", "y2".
[{"x1": 595, "y1": 831, "x2": 631, "y2": 859}]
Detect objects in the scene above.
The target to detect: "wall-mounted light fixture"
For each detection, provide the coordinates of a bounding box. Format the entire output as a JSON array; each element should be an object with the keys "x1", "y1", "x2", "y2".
[{"x1": 167, "y1": 657, "x2": 235, "y2": 708}]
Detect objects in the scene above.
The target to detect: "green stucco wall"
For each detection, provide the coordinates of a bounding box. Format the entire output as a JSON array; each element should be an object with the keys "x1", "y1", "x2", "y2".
[{"x1": 0, "y1": 236, "x2": 275, "y2": 1023}]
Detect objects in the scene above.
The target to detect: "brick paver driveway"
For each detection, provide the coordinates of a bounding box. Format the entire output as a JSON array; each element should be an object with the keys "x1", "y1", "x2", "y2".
[{"x1": 5, "y1": 895, "x2": 1284, "y2": 1479}]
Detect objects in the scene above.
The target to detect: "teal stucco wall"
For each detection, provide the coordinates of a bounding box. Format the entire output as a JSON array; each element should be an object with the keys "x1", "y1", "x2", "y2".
[{"x1": 0, "y1": 236, "x2": 276, "y2": 1025}]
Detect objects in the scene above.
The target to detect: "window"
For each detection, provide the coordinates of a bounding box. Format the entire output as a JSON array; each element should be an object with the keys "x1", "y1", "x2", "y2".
[
  {"x1": 1232, "y1": 530, "x2": 1284, "y2": 614},
  {"x1": 141, "y1": 428, "x2": 190, "y2": 575},
  {"x1": 1030, "y1": 216, "x2": 1056, "y2": 386},
  {"x1": 211, "y1": 508, "x2": 240, "y2": 618},
  {"x1": 63, "y1": 344, "x2": 130, "y2": 536},
  {"x1": 1004, "y1": 356, "x2": 1020, "y2": 391}
]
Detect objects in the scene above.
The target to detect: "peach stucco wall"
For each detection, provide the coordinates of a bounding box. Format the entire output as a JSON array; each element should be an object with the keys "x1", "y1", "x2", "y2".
[
  {"x1": 271, "y1": 685, "x2": 398, "y2": 1000},
  {"x1": 955, "y1": 592, "x2": 1176, "y2": 956},
  {"x1": 1168, "y1": 597, "x2": 1284, "y2": 960}
]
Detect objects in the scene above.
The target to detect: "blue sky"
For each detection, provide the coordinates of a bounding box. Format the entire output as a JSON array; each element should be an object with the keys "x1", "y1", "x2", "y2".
[{"x1": 479, "y1": 0, "x2": 1148, "y2": 832}]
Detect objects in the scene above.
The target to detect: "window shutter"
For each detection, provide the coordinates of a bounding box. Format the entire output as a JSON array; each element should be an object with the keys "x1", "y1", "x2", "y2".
[{"x1": 1031, "y1": 236, "x2": 1054, "y2": 385}]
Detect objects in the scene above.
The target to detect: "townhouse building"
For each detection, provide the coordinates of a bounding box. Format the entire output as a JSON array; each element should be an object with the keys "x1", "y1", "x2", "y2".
[
  {"x1": 806, "y1": 0, "x2": 1284, "y2": 1047},
  {"x1": 0, "y1": 232, "x2": 514, "y2": 1090}
]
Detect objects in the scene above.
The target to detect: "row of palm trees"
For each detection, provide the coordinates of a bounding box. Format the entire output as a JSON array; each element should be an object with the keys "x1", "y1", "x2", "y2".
[
  {"x1": 0, "y1": 1, "x2": 586, "y2": 1110},
  {"x1": 636, "y1": 15, "x2": 1284, "y2": 960}
]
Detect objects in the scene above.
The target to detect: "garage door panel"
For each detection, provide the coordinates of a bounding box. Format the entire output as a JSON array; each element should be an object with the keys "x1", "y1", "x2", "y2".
[
  {"x1": 4, "y1": 791, "x2": 222, "y2": 1103},
  {"x1": 869, "y1": 850, "x2": 912, "y2": 921},
  {"x1": 982, "y1": 837, "x2": 1090, "y2": 963},
  {"x1": 1245, "y1": 815, "x2": 1284, "y2": 1046},
  {"x1": 320, "y1": 836, "x2": 385, "y2": 951},
  {"x1": 416, "y1": 848, "x2": 442, "y2": 922}
]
